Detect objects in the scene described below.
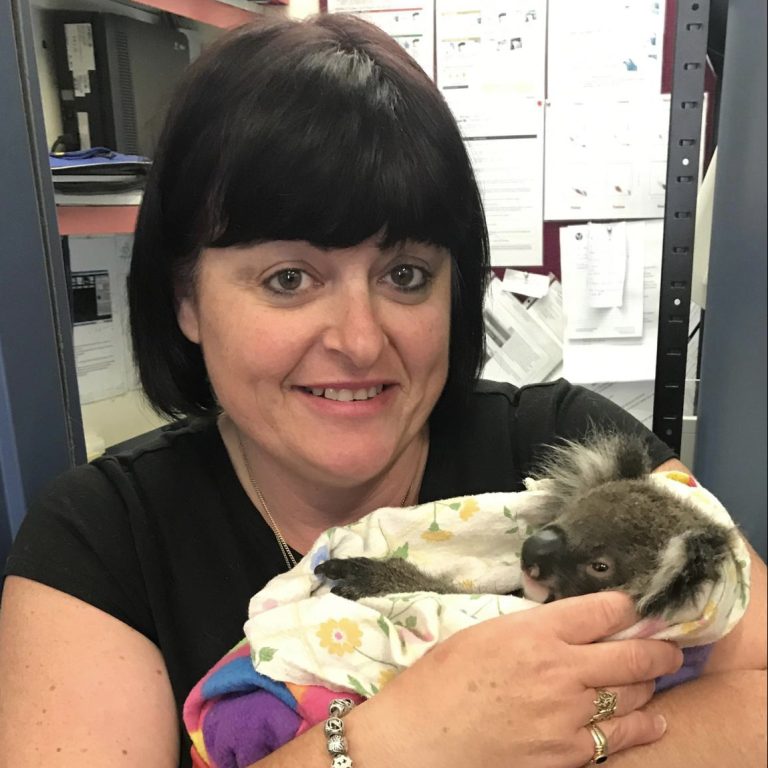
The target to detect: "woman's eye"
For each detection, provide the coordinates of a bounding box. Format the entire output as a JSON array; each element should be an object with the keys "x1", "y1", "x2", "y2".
[
  {"x1": 264, "y1": 268, "x2": 313, "y2": 294},
  {"x1": 384, "y1": 264, "x2": 430, "y2": 292}
]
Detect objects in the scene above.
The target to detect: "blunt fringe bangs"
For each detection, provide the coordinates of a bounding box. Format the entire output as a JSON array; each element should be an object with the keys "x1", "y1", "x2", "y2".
[{"x1": 129, "y1": 14, "x2": 489, "y2": 423}]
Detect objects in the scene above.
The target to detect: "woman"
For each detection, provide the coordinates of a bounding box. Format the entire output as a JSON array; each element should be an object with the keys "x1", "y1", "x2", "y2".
[{"x1": 0, "y1": 14, "x2": 764, "y2": 768}]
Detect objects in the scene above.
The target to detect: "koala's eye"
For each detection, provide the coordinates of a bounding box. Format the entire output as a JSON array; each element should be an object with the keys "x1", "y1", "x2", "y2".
[{"x1": 583, "y1": 555, "x2": 615, "y2": 580}]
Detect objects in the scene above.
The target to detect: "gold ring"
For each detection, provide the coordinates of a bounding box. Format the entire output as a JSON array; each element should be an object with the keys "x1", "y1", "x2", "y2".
[
  {"x1": 589, "y1": 689, "x2": 618, "y2": 724},
  {"x1": 588, "y1": 723, "x2": 608, "y2": 764}
]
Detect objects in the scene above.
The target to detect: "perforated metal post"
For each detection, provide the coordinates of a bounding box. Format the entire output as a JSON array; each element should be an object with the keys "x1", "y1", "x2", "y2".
[{"x1": 652, "y1": 0, "x2": 711, "y2": 452}]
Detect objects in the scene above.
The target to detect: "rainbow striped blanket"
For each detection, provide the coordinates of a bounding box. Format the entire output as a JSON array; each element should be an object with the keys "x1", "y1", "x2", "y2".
[{"x1": 184, "y1": 639, "x2": 364, "y2": 767}]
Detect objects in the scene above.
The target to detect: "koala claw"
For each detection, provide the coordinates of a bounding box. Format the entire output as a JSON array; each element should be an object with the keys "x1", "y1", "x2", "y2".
[{"x1": 314, "y1": 557, "x2": 394, "y2": 600}]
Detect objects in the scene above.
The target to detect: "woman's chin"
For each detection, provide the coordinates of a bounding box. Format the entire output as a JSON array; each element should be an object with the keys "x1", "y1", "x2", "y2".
[{"x1": 303, "y1": 453, "x2": 401, "y2": 492}]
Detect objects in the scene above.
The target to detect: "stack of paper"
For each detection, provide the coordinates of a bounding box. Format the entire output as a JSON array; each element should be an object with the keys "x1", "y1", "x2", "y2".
[{"x1": 51, "y1": 147, "x2": 150, "y2": 205}]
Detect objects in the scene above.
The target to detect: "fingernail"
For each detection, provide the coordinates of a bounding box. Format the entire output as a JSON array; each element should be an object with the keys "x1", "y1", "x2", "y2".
[{"x1": 655, "y1": 715, "x2": 668, "y2": 734}]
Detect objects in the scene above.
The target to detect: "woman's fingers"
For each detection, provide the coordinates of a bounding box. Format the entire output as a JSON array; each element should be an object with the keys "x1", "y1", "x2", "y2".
[
  {"x1": 527, "y1": 591, "x2": 683, "y2": 686},
  {"x1": 573, "y1": 637, "x2": 684, "y2": 687},
  {"x1": 537, "y1": 591, "x2": 642, "y2": 644},
  {"x1": 577, "y1": 710, "x2": 668, "y2": 764},
  {"x1": 366, "y1": 599, "x2": 677, "y2": 768}
]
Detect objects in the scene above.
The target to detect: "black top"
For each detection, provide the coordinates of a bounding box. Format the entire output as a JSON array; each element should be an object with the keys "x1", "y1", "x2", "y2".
[{"x1": 3, "y1": 379, "x2": 674, "y2": 765}]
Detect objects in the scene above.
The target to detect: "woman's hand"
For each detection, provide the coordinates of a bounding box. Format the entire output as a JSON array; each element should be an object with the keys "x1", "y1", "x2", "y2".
[{"x1": 346, "y1": 590, "x2": 682, "y2": 768}]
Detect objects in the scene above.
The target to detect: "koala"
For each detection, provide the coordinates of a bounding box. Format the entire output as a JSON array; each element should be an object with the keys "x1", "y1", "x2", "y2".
[{"x1": 314, "y1": 432, "x2": 739, "y2": 618}]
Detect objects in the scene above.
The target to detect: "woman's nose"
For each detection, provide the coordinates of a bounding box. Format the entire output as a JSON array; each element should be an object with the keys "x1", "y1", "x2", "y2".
[{"x1": 322, "y1": 288, "x2": 387, "y2": 368}]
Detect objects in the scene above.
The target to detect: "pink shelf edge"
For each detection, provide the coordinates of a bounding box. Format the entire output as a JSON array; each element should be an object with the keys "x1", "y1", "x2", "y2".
[
  {"x1": 56, "y1": 205, "x2": 139, "y2": 236},
  {"x1": 135, "y1": 0, "x2": 260, "y2": 28}
]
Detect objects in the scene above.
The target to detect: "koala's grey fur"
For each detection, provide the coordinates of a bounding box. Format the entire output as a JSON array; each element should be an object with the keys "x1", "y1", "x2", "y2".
[{"x1": 314, "y1": 432, "x2": 739, "y2": 617}]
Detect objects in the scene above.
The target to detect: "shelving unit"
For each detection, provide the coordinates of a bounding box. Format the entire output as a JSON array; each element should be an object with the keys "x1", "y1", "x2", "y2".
[
  {"x1": 30, "y1": 0, "x2": 321, "y2": 463},
  {"x1": 45, "y1": 0, "x2": 303, "y2": 234}
]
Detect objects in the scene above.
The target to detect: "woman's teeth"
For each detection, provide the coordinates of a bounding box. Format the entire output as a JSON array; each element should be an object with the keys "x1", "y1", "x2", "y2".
[{"x1": 305, "y1": 385, "x2": 385, "y2": 401}]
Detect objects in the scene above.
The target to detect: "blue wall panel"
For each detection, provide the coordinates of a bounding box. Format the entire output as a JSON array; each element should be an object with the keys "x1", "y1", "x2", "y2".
[
  {"x1": 695, "y1": 0, "x2": 767, "y2": 558},
  {"x1": 0, "y1": 0, "x2": 85, "y2": 569}
]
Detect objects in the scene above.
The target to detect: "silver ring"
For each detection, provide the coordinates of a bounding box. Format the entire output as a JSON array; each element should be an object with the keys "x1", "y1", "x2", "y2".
[
  {"x1": 589, "y1": 689, "x2": 618, "y2": 724},
  {"x1": 588, "y1": 723, "x2": 609, "y2": 764}
]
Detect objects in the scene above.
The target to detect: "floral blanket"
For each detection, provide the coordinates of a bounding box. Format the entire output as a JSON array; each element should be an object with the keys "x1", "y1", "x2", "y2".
[{"x1": 184, "y1": 472, "x2": 750, "y2": 768}]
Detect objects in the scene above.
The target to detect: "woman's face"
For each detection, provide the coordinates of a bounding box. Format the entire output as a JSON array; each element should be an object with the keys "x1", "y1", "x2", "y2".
[{"x1": 177, "y1": 235, "x2": 452, "y2": 488}]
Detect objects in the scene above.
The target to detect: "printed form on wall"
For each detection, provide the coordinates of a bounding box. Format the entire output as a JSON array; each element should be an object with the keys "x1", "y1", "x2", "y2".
[
  {"x1": 436, "y1": 0, "x2": 546, "y2": 267},
  {"x1": 556, "y1": 219, "x2": 664, "y2": 427},
  {"x1": 560, "y1": 221, "x2": 645, "y2": 341},
  {"x1": 327, "y1": 0, "x2": 436, "y2": 79},
  {"x1": 561, "y1": 219, "x2": 663, "y2": 385},
  {"x1": 547, "y1": 0, "x2": 665, "y2": 98},
  {"x1": 544, "y1": 96, "x2": 670, "y2": 221},
  {"x1": 68, "y1": 235, "x2": 137, "y2": 404},
  {"x1": 544, "y1": 0, "x2": 668, "y2": 221}
]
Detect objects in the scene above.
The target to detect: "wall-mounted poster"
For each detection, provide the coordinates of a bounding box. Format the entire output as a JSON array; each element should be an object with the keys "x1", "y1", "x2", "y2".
[{"x1": 327, "y1": 0, "x2": 435, "y2": 79}]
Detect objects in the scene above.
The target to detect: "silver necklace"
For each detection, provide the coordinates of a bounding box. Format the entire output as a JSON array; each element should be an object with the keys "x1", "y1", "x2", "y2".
[
  {"x1": 236, "y1": 429, "x2": 415, "y2": 572},
  {"x1": 237, "y1": 430, "x2": 298, "y2": 570}
]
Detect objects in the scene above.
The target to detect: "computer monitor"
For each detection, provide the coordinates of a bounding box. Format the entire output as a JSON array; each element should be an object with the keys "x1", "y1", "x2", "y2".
[{"x1": 51, "y1": 11, "x2": 190, "y2": 158}]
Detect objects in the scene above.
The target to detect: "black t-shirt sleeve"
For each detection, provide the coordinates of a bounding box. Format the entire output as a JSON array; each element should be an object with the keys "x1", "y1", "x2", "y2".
[
  {"x1": 511, "y1": 378, "x2": 677, "y2": 475},
  {"x1": 3, "y1": 463, "x2": 155, "y2": 642}
]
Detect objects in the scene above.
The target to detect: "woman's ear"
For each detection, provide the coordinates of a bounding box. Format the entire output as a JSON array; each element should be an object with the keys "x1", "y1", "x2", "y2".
[{"x1": 176, "y1": 293, "x2": 201, "y2": 344}]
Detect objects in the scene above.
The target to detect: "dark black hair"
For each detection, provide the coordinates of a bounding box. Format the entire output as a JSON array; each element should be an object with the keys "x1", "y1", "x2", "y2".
[{"x1": 128, "y1": 13, "x2": 489, "y2": 427}]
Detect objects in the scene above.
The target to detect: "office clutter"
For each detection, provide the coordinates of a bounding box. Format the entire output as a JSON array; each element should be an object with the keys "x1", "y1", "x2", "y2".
[
  {"x1": 329, "y1": 1, "x2": 706, "y2": 433},
  {"x1": 49, "y1": 12, "x2": 190, "y2": 158},
  {"x1": 45, "y1": 1, "x2": 707, "y2": 435},
  {"x1": 482, "y1": 226, "x2": 701, "y2": 431},
  {"x1": 483, "y1": 272, "x2": 563, "y2": 388},
  {"x1": 50, "y1": 147, "x2": 151, "y2": 204}
]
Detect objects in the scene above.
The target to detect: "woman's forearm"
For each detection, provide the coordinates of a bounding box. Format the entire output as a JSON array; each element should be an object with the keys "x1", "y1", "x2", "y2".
[
  {"x1": 250, "y1": 671, "x2": 767, "y2": 768},
  {"x1": 611, "y1": 669, "x2": 767, "y2": 767},
  {"x1": 249, "y1": 704, "x2": 392, "y2": 768}
]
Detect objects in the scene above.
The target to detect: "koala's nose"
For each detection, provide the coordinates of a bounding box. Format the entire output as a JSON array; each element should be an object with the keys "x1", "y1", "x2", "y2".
[{"x1": 521, "y1": 527, "x2": 566, "y2": 578}]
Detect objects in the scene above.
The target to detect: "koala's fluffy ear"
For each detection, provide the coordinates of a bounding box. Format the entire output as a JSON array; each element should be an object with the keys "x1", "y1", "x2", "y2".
[
  {"x1": 517, "y1": 489, "x2": 567, "y2": 527},
  {"x1": 533, "y1": 431, "x2": 652, "y2": 502},
  {"x1": 636, "y1": 525, "x2": 735, "y2": 617}
]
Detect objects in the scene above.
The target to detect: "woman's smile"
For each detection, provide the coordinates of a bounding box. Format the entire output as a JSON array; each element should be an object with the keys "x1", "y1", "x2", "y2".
[
  {"x1": 297, "y1": 383, "x2": 386, "y2": 402},
  {"x1": 292, "y1": 382, "x2": 396, "y2": 417}
]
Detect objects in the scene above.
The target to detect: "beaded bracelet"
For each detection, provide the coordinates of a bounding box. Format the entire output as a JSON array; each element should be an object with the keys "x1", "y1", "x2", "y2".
[{"x1": 325, "y1": 697, "x2": 356, "y2": 767}]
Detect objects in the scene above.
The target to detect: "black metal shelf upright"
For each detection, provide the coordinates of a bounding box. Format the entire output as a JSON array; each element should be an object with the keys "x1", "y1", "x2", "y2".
[{"x1": 652, "y1": 0, "x2": 711, "y2": 452}]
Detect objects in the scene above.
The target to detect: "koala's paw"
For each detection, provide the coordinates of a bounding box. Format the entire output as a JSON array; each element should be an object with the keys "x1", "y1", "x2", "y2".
[{"x1": 314, "y1": 557, "x2": 397, "y2": 600}]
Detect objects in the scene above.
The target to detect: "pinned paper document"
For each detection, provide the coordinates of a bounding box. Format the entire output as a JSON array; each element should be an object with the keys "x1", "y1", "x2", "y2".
[
  {"x1": 68, "y1": 235, "x2": 136, "y2": 404},
  {"x1": 328, "y1": 1, "x2": 436, "y2": 79},
  {"x1": 502, "y1": 269, "x2": 551, "y2": 298},
  {"x1": 586, "y1": 222, "x2": 627, "y2": 308},
  {"x1": 560, "y1": 221, "x2": 644, "y2": 341},
  {"x1": 547, "y1": 0, "x2": 665, "y2": 98},
  {"x1": 436, "y1": 0, "x2": 547, "y2": 266},
  {"x1": 562, "y1": 220, "x2": 663, "y2": 384}
]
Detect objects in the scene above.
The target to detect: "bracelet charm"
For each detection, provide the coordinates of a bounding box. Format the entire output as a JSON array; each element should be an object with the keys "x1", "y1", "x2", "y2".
[{"x1": 325, "y1": 698, "x2": 355, "y2": 767}]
